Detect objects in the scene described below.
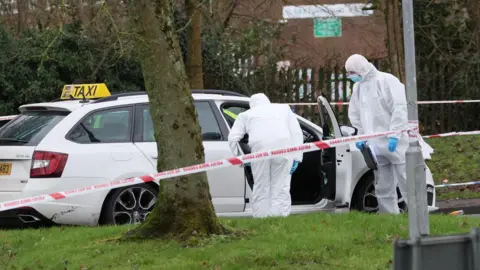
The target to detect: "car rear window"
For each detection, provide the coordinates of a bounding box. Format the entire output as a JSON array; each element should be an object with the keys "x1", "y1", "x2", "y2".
[{"x1": 0, "y1": 111, "x2": 69, "y2": 146}]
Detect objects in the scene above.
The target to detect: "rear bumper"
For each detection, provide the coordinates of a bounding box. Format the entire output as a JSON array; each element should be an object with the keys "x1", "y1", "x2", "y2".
[{"x1": 0, "y1": 207, "x2": 56, "y2": 229}]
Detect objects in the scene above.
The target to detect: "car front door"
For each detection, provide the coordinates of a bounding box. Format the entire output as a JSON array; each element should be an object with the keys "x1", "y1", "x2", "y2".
[
  {"x1": 217, "y1": 101, "x2": 336, "y2": 206},
  {"x1": 317, "y1": 96, "x2": 353, "y2": 205},
  {"x1": 133, "y1": 101, "x2": 246, "y2": 213}
]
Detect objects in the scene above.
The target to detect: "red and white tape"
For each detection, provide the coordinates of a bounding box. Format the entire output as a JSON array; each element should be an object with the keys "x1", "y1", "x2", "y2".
[
  {"x1": 422, "y1": 130, "x2": 480, "y2": 139},
  {"x1": 435, "y1": 180, "x2": 480, "y2": 188},
  {"x1": 417, "y1": 100, "x2": 480, "y2": 104},
  {"x1": 286, "y1": 99, "x2": 480, "y2": 106},
  {"x1": 1, "y1": 99, "x2": 479, "y2": 119},
  {"x1": 0, "y1": 129, "x2": 407, "y2": 212}
]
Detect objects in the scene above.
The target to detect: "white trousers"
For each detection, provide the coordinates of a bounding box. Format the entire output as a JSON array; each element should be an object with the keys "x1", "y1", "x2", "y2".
[
  {"x1": 251, "y1": 157, "x2": 292, "y2": 218},
  {"x1": 374, "y1": 155, "x2": 407, "y2": 214}
]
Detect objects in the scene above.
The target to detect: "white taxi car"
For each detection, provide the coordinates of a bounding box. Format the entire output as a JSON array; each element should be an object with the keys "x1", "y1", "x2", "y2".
[{"x1": 0, "y1": 84, "x2": 437, "y2": 228}]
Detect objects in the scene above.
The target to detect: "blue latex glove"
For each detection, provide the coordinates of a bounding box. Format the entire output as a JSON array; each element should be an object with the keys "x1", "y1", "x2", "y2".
[
  {"x1": 290, "y1": 160, "x2": 299, "y2": 175},
  {"x1": 356, "y1": 141, "x2": 366, "y2": 151},
  {"x1": 244, "y1": 162, "x2": 251, "y2": 167},
  {"x1": 388, "y1": 137, "x2": 399, "y2": 152}
]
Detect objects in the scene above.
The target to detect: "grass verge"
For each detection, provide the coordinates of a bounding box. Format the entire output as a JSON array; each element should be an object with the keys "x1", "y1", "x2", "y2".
[
  {"x1": 425, "y1": 135, "x2": 480, "y2": 200},
  {"x1": 1, "y1": 212, "x2": 480, "y2": 270}
]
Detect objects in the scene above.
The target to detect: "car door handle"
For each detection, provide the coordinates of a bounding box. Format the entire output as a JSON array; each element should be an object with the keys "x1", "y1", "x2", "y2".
[{"x1": 151, "y1": 155, "x2": 158, "y2": 159}]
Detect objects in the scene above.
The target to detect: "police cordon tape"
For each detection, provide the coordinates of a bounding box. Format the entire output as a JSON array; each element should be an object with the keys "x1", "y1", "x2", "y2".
[
  {"x1": 422, "y1": 130, "x2": 480, "y2": 139},
  {"x1": 1, "y1": 99, "x2": 479, "y2": 121},
  {"x1": 435, "y1": 181, "x2": 480, "y2": 189},
  {"x1": 286, "y1": 99, "x2": 480, "y2": 106},
  {"x1": 0, "y1": 112, "x2": 478, "y2": 208},
  {"x1": 0, "y1": 128, "x2": 409, "y2": 212}
]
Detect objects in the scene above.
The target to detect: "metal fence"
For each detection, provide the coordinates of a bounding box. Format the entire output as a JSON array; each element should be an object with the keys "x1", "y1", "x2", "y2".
[{"x1": 239, "y1": 61, "x2": 479, "y2": 134}]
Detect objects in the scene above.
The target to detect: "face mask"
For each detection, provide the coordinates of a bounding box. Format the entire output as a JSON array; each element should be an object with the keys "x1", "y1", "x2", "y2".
[{"x1": 349, "y1": 74, "x2": 362, "y2": 83}]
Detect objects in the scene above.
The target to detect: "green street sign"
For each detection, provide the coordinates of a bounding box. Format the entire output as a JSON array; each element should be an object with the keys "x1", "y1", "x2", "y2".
[{"x1": 314, "y1": 17, "x2": 342, "y2": 38}]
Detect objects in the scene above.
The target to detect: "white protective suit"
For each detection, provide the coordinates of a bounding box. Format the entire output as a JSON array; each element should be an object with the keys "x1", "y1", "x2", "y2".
[
  {"x1": 346, "y1": 54, "x2": 409, "y2": 214},
  {"x1": 419, "y1": 136, "x2": 435, "y2": 190},
  {"x1": 228, "y1": 93, "x2": 304, "y2": 218}
]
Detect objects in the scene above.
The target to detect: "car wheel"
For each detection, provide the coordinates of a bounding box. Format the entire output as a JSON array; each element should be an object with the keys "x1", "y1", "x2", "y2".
[
  {"x1": 351, "y1": 173, "x2": 407, "y2": 213},
  {"x1": 100, "y1": 184, "x2": 158, "y2": 225}
]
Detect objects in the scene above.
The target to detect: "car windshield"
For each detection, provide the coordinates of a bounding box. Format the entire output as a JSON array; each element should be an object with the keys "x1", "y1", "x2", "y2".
[{"x1": 0, "y1": 111, "x2": 69, "y2": 146}]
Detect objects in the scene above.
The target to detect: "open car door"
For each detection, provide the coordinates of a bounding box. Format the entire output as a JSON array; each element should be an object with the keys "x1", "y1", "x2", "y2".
[
  {"x1": 317, "y1": 96, "x2": 354, "y2": 204},
  {"x1": 316, "y1": 96, "x2": 338, "y2": 201},
  {"x1": 221, "y1": 101, "x2": 336, "y2": 206}
]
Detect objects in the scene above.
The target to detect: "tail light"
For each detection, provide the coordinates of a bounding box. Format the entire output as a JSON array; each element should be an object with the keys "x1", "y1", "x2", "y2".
[{"x1": 30, "y1": 151, "x2": 68, "y2": 178}]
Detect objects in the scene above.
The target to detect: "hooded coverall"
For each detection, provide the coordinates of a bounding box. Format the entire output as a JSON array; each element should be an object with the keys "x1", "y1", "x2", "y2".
[
  {"x1": 227, "y1": 93, "x2": 303, "y2": 218},
  {"x1": 346, "y1": 54, "x2": 409, "y2": 214}
]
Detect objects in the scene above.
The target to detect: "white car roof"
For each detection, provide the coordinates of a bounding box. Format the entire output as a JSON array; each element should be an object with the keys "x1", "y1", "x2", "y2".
[
  {"x1": 17, "y1": 92, "x2": 322, "y2": 131},
  {"x1": 19, "y1": 93, "x2": 251, "y2": 113},
  {"x1": 19, "y1": 100, "x2": 88, "y2": 112}
]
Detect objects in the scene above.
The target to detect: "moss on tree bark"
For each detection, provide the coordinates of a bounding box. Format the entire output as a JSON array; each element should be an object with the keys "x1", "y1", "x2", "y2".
[{"x1": 124, "y1": 0, "x2": 227, "y2": 241}]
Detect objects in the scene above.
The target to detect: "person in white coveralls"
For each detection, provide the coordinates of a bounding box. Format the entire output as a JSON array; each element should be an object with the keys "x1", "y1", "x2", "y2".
[
  {"x1": 227, "y1": 93, "x2": 304, "y2": 218},
  {"x1": 346, "y1": 54, "x2": 409, "y2": 214}
]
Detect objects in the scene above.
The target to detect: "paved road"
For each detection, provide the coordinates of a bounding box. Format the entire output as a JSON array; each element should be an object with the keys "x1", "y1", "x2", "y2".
[{"x1": 436, "y1": 198, "x2": 480, "y2": 215}]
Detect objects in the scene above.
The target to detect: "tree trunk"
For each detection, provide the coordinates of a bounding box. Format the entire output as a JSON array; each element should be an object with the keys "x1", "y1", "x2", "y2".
[
  {"x1": 468, "y1": 0, "x2": 480, "y2": 43},
  {"x1": 381, "y1": 0, "x2": 405, "y2": 83},
  {"x1": 185, "y1": 0, "x2": 204, "y2": 89},
  {"x1": 124, "y1": 0, "x2": 226, "y2": 241},
  {"x1": 16, "y1": 0, "x2": 28, "y2": 34}
]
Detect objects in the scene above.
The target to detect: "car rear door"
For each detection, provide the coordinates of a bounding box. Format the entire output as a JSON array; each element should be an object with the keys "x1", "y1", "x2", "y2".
[
  {"x1": 63, "y1": 106, "x2": 152, "y2": 184},
  {"x1": 0, "y1": 110, "x2": 69, "y2": 191},
  {"x1": 133, "y1": 101, "x2": 246, "y2": 213}
]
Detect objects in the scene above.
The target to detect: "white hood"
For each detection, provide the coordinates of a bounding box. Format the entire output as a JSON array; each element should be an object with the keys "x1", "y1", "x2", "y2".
[{"x1": 249, "y1": 93, "x2": 271, "y2": 108}]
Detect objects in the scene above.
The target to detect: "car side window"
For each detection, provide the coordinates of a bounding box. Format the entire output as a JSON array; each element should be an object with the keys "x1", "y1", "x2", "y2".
[
  {"x1": 136, "y1": 102, "x2": 223, "y2": 142},
  {"x1": 221, "y1": 103, "x2": 249, "y2": 128},
  {"x1": 68, "y1": 107, "x2": 132, "y2": 143}
]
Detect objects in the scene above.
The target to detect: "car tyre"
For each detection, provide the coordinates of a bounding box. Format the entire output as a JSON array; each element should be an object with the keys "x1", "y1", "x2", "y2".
[
  {"x1": 351, "y1": 173, "x2": 407, "y2": 213},
  {"x1": 100, "y1": 183, "x2": 158, "y2": 225}
]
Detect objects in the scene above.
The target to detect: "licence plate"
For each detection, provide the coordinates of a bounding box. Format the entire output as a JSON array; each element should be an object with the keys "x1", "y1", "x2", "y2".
[{"x1": 0, "y1": 163, "x2": 12, "y2": 176}]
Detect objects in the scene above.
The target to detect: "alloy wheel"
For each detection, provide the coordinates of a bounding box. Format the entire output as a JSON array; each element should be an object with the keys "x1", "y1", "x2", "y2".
[{"x1": 112, "y1": 187, "x2": 157, "y2": 225}]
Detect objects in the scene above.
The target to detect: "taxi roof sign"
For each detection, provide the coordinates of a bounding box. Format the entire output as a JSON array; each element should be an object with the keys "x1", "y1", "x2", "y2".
[{"x1": 61, "y1": 83, "x2": 111, "y2": 100}]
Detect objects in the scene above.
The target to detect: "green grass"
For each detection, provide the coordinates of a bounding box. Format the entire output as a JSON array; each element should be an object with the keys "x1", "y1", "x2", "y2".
[
  {"x1": 1, "y1": 212, "x2": 480, "y2": 270},
  {"x1": 425, "y1": 135, "x2": 480, "y2": 200}
]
